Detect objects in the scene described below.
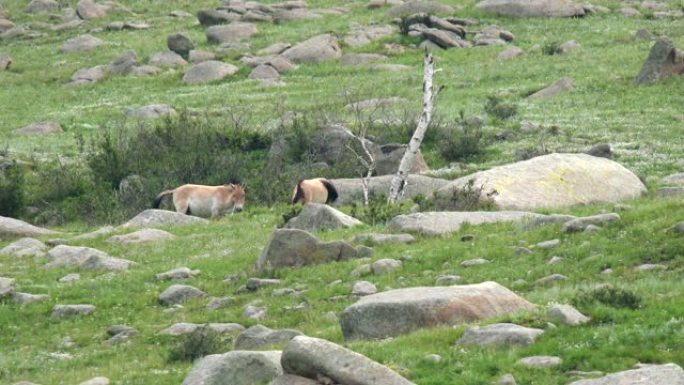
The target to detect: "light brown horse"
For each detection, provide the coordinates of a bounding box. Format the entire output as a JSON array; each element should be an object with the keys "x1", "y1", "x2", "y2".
[
  {"x1": 291, "y1": 178, "x2": 338, "y2": 205},
  {"x1": 153, "y1": 184, "x2": 245, "y2": 218}
]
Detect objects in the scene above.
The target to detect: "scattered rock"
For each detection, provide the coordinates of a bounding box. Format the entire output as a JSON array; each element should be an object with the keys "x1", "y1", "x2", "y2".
[
  {"x1": 387, "y1": 1, "x2": 455, "y2": 17},
  {"x1": 662, "y1": 172, "x2": 684, "y2": 186},
  {"x1": 270, "y1": 375, "x2": 319, "y2": 385},
  {"x1": 674, "y1": 222, "x2": 684, "y2": 234},
  {"x1": 234, "y1": 325, "x2": 302, "y2": 350},
  {"x1": 14, "y1": 121, "x2": 63, "y2": 135},
  {"x1": 548, "y1": 304, "x2": 590, "y2": 325},
  {"x1": 159, "y1": 284, "x2": 206, "y2": 306},
  {"x1": 105, "y1": 325, "x2": 138, "y2": 344},
  {"x1": 344, "y1": 23, "x2": 395, "y2": 47},
  {"x1": 256, "y1": 229, "x2": 370, "y2": 271},
  {"x1": 107, "y1": 228, "x2": 175, "y2": 244},
  {"x1": 148, "y1": 51, "x2": 187, "y2": 68},
  {"x1": 284, "y1": 203, "x2": 363, "y2": 232},
  {"x1": 59, "y1": 273, "x2": 80, "y2": 283},
  {"x1": 51, "y1": 304, "x2": 95, "y2": 319},
  {"x1": 473, "y1": 25, "x2": 514, "y2": 46},
  {"x1": 436, "y1": 154, "x2": 646, "y2": 210},
  {"x1": 161, "y1": 322, "x2": 245, "y2": 336},
  {"x1": 560, "y1": 40, "x2": 581, "y2": 53},
  {"x1": 566, "y1": 363, "x2": 684, "y2": 385},
  {"x1": 498, "y1": 374, "x2": 517, "y2": 385},
  {"x1": 529, "y1": 77, "x2": 574, "y2": 99},
  {"x1": 340, "y1": 281, "x2": 535, "y2": 339},
  {"x1": 635, "y1": 38, "x2": 684, "y2": 85},
  {"x1": 351, "y1": 264, "x2": 372, "y2": 278},
  {"x1": 189, "y1": 50, "x2": 216, "y2": 63},
  {"x1": 181, "y1": 351, "x2": 283, "y2": 385},
  {"x1": 257, "y1": 42, "x2": 291, "y2": 56},
  {"x1": 548, "y1": 256, "x2": 563, "y2": 264},
  {"x1": 498, "y1": 46, "x2": 523, "y2": 60},
  {"x1": 460, "y1": 258, "x2": 489, "y2": 267},
  {"x1": 46, "y1": 245, "x2": 135, "y2": 270},
  {"x1": 633, "y1": 29, "x2": 655, "y2": 41},
  {"x1": 282, "y1": 336, "x2": 415, "y2": 385},
  {"x1": 207, "y1": 296, "x2": 234, "y2": 310},
  {"x1": 182, "y1": 60, "x2": 239, "y2": 84},
  {"x1": 330, "y1": 174, "x2": 448, "y2": 206},
  {"x1": 78, "y1": 377, "x2": 110, "y2": 385},
  {"x1": 124, "y1": 104, "x2": 178, "y2": 119},
  {"x1": 246, "y1": 278, "x2": 281, "y2": 291},
  {"x1": 518, "y1": 356, "x2": 562, "y2": 368},
  {"x1": 634, "y1": 263, "x2": 667, "y2": 272},
  {"x1": 456, "y1": 323, "x2": 544, "y2": 346},
  {"x1": 536, "y1": 239, "x2": 560, "y2": 249},
  {"x1": 355, "y1": 233, "x2": 415, "y2": 246},
  {"x1": 12, "y1": 292, "x2": 48, "y2": 305},
  {"x1": 658, "y1": 187, "x2": 684, "y2": 198},
  {"x1": 435, "y1": 275, "x2": 461, "y2": 285},
  {"x1": 340, "y1": 53, "x2": 388, "y2": 66},
  {"x1": 77, "y1": 0, "x2": 108, "y2": 20},
  {"x1": 69, "y1": 65, "x2": 106, "y2": 86},
  {"x1": 281, "y1": 34, "x2": 342, "y2": 63},
  {"x1": 535, "y1": 273, "x2": 568, "y2": 285},
  {"x1": 108, "y1": 50, "x2": 137, "y2": 75},
  {"x1": 122, "y1": 209, "x2": 209, "y2": 228},
  {"x1": 476, "y1": 0, "x2": 585, "y2": 17},
  {"x1": 585, "y1": 143, "x2": 612, "y2": 158},
  {"x1": 167, "y1": 33, "x2": 194, "y2": 58},
  {"x1": 206, "y1": 23, "x2": 258, "y2": 44},
  {"x1": 390, "y1": 211, "x2": 546, "y2": 236},
  {"x1": 352, "y1": 281, "x2": 378, "y2": 296},
  {"x1": 156, "y1": 267, "x2": 200, "y2": 280},
  {"x1": 26, "y1": 0, "x2": 59, "y2": 13},
  {"x1": 244, "y1": 304, "x2": 267, "y2": 320},
  {"x1": 197, "y1": 9, "x2": 240, "y2": 26},
  {"x1": 562, "y1": 213, "x2": 620, "y2": 233},
  {"x1": 0, "y1": 238, "x2": 47, "y2": 258}
]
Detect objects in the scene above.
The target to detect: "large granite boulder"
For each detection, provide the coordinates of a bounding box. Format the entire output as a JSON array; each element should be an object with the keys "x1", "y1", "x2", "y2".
[
  {"x1": 0, "y1": 216, "x2": 60, "y2": 238},
  {"x1": 567, "y1": 363, "x2": 684, "y2": 385},
  {"x1": 46, "y1": 245, "x2": 135, "y2": 270},
  {"x1": 256, "y1": 229, "x2": 370, "y2": 271},
  {"x1": 282, "y1": 336, "x2": 415, "y2": 385},
  {"x1": 389, "y1": 211, "x2": 546, "y2": 236},
  {"x1": 281, "y1": 34, "x2": 342, "y2": 64},
  {"x1": 329, "y1": 175, "x2": 449, "y2": 206},
  {"x1": 283, "y1": 203, "x2": 363, "y2": 231},
  {"x1": 435, "y1": 154, "x2": 646, "y2": 210},
  {"x1": 182, "y1": 351, "x2": 283, "y2": 385},
  {"x1": 339, "y1": 281, "x2": 535, "y2": 339},
  {"x1": 122, "y1": 209, "x2": 208, "y2": 228},
  {"x1": 475, "y1": 0, "x2": 585, "y2": 17}
]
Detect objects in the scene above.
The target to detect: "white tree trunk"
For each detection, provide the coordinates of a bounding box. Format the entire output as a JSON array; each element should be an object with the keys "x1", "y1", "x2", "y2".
[{"x1": 388, "y1": 52, "x2": 436, "y2": 204}]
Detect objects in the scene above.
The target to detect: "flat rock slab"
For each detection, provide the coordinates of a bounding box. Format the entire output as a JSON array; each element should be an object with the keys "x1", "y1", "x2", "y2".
[
  {"x1": 518, "y1": 356, "x2": 562, "y2": 368},
  {"x1": 529, "y1": 77, "x2": 574, "y2": 99},
  {"x1": 282, "y1": 336, "x2": 415, "y2": 385},
  {"x1": 456, "y1": 323, "x2": 544, "y2": 346},
  {"x1": 340, "y1": 281, "x2": 535, "y2": 340},
  {"x1": 389, "y1": 211, "x2": 546, "y2": 236},
  {"x1": 160, "y1": 322, "x2": 245, "y2": 336},
  {"x1": 107, "y1": 228, "x2": 175, "y2": 245},
  {"x1": 284, "y1": 203, "x2": 363, "y2": 231},
  {"x1": 155, "y1": 267, "x2": 199, "y2": 280},
  {"x1": 61, "y1": 34, "x2": 104, "y2": 53},
  {"x1": 182, "y1": 60, "x2": 239, "y2": 84},
  {"x1": 13, "y1": 292, "x2": 49, "y2": 305},
  {"x1": 353, "y1": 233, "x2": 415, "y2": 245},
  {"x1": 329, "y1": 174, "x2": 449, "y2": 206},
  {"x1": 181, "y1": 351, "x2": 282, "y2": 385},
  {"x1": 567, "y1": 363, "x2": 684, "y2": 385},
  {"x1": 69, "y1": 66, "x2": 106, "y2": 86},
  {"x1": 0, "y1": 237, "x2": 47, "y2": 258},
  {"x1": 476, "y1": 0, "x2": 585, "y2": 17},
  {"x1": 122, "y1": 209, "x2": 209, "y2": 228},
  {"x1": 206, "y1": 23, "x2": 258, "y2": 44},
  {"x1": 281, "y1": 34, "x2": 342, "y2": 63},
  {"x1": 256, "y1": 229, "x2": 370, "y2": 271},
  {"x1": 0, "y1": 216, "x2": 61, "y2": 238},
  {"x1": 234, "y1": 324, "x2": 302, "y2": 350},
  {"x1": 562, "y1": 213, "x2": 620, "y2": 232},
  {"x1": 46, "y1": 245, "x2": 135, "y2": 270},
  {"x1": 159, "y1": 284, "x2": 206, "y2": 305},
  {"x1": 52, "y1": 304, "x2": 95, "y2": 319},
  {"x1": 436, "y1": 154, "x2": 646, "y2": 211}
]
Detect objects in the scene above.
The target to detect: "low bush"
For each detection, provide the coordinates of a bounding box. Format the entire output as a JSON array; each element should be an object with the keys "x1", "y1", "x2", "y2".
[
  {"x1": 168, "y1": 326, "x2": 232, "y2": 362},
  {"x1": 0, "y1": 163, "x2": 26, "y2": 217},
  {"x1": 572, "y1": 286, "x2": 643, "y2": 310}
]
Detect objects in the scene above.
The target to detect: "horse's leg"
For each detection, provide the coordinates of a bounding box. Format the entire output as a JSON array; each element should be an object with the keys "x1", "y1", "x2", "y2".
[{"x1": 174, "y1": 196, "x2": 189, "y2": 215}]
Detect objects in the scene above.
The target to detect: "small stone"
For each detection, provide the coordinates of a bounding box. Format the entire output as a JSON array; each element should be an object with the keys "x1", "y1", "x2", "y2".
[
  {"x1": 207, "y1": 296, "x2": 234, "y2": 310},
  {"x1": 0, "y1": 53, "x2": 12, "y2": 70},
  {"x1": 167, "y1": 33, "x2": 194, "y2": 58},
  {"x1": 498, "y1": 373, "x2": 517, "y2": 385},
  {"x1": 371, "y1": 258, "x2": 402, "y2": 275},
  {"x1": 59, "y1": 273, "x2": 80, "y2": 283},
  {"x1": 155, "y1": 267, "x2": 199, "y2": 281},
  {"x1": 351, "y1": 264, "x2": 372, "y2": 278},
  {"x1": 246, "y1": 278, "x2": 282, "y2": 291},
  {"x1": 536, "y1": 239, "x2": 560, "y2": 249},
  {"x1": 548, "y1": 304, "x2": 590, "y2": 325},
  {"x1": 351, "y1": 281, "x2": 377, "y2": 296},
  {"x1": 548, "y1": 256, "x2": 563, "y2": 265},
  {"x1": 460, "y1": 258, "x2": 489, "y2": 267},
  {"x1": 51, "y1": 304, "x2": 95, "y2": 319},
  {"x1": 674, "y1": 222, "x2": 684, "y2": 234},
  {"x1": 498, "y1": 46, "x2": 523, "y2": 60},
  {"x1": 12, "y1": 292, "x2": 49, "y2": 305},
  {"x1": 535, "y1": 274, "x2": 567, "y2": 285},
  {"x1": 601, "y1": 268, "x2": 613, "y2": 275},
  {"x1": 424, "y1": 354, "x2": 442, "y2": 363},
  {"x1": 584, "y1": 224, "x2": 601, "y2": 233},
  {"x1": 78, "y1": 376, "x2": 110, "y2": 385},
  {"x1": 517, "y1": 356, "x2": 562, "y2": 368},
  {"x1": 188, "y1": 50, "x2": 215, "y2": 63},
  {"x1": 158, "y1": 284, "x2": 206, "y2": 306},
  {"x1": 634, "y1": 263, "x2": 667, "y2": 272},
  {"x1": 460, "y1": 234, "x2": 475, "y2": 242},
  {"x1": 435, "y1": 275, "x2": 461, "y2": 285},
  {"x1": 559, "y1": 40, "x2": 581, "y2": 53},
  {"x1": 244, "y1": 305, "x2": 267, "y2": 320},
  {"x1": 15, "y1": 121, "x2": 63, "y2": 135},
  {"x1": 514, "y1": 247, "x2": 533, "y2": 255}
]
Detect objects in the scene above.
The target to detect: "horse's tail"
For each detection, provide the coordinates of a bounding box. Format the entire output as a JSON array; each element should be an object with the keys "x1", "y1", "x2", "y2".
[
  {"x1": 153, "y1": 189, "x2": 174, "y2": 208},
  {"x1": 291, "y1": 180, "x2": 304, "y2": 205},
  {"x1": 321, "y1": 179, "x2": 338, "y2": 204}
]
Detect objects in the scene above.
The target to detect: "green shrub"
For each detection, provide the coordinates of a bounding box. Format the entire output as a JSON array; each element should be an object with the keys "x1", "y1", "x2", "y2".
[
  {"x1": 423, "y1": 178, "x2": 497, "y2": 211},
  {"x1": 0, "y1": 163, "x2": 26, "y2": 217},
  {"x1": 168, "y1": 326, "x2": 232, "y2": 362},
  {"x1": 348, "y1": 193, "x2": 413, "y2": 226},
  {"x1": 437, "y1": 124, "x2": 487, "y2": 162},
  {"x1": 484, "y1": 94, "x2": 518, "y2": 121},
  {"x1": 572, "y1": 286, "x2": 643, "y2": 310},
  {"x1": 542, "y1": 41, "x2": 563, "y2": 55}
]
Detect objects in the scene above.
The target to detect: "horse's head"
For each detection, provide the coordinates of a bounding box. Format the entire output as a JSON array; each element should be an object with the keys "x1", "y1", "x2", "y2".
[{"x1": 230, "y1": 184, "x2": 245, "y2": 212}]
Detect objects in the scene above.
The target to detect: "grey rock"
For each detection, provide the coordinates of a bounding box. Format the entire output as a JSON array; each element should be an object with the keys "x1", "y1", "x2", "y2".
[
  {"x1": 78, "y1": 377, "x2": 109, "y2": 385},
  {"x1": 330, "y1": 174, "x2": 448, "y2": 206},
  {"x1": 437, "y1": 154, "x2": 645, "y2": 211},
  {"x1": 0, "y1": 216, "x2": 60, "y2": 238},
  {"x1": 618, "y1": 7, "x2": 642, "y2": 17},
  {"x1": 269, "y1": 374, "x2": 319, "y2": 385},
  {"x1": 124, "y1": 104, "x2": 177, "y2": 119},
  {"x1": 281, "y1": 34, "x2": 342, "y2": 64},
  {"x1": 344, "y1": 24, "x2": 395, "y2": 48},
  {"x1": 340, "y1": 53, "x2": 388, "y2": 66},
  {"x1": 26, "y1": 0, "x2": 59, "y2": 13},
  {"x1": 548, "y1": 256, "x2": 563, "y2": 264},
  {"x1": 390, "y1": 211, "x2": 546, "y2": 236},
  {"x1": 535, "y1": 273, "x2": 567, "y2": 285},
  {"x1": 206, "y1": 23, "x2": 258, "y2": 44},
  {"x1": 351, "y1": 264, "x2": 372, "y2": 277},
  {"x1": 160, "y1": 322, "x2": 245, "y2": 336},
  {"x1": 0, "y1": 277, "x2": 14, "y2": 297},
  {"x1": 197, "y1": 9, "x2": 240, "y2": 26},
  {"x1": 514, "y1": 246, "x2": 532, "y2": 255},
  {"x1": 476, "y1": 0, "x2": 584, "y2": 17},
  {"x1": 524, "y1": 214, "x2": 577, "y2": 229},
  {"x1": 148, "y1": 51, "x2": 187, "y2": 67},
  {"x1": 585, "y1": 143, "x2": 612, "y2": 158},
  {"x1": 58, "y1": 273, "x2": 80, "y2": 283},
  {"x1": 122, "y1": 209, "x2": 209, "y2": 228},
  {"x1": 256, "y1": 229, "x2": 369, "y2": 271},
  {"x1": 46, "y1": 245, "x2": 134, "y2": 271},
  {"x1": 518, "y1": 356, "x2": 562, "y2": 368},
  {"x1": 257, "y1": 42, "x2": 292, "y2": 56},
  {"x1": 498, "y1": 374, "x2": 517, "y2": 385},
  {"x1": 182, "y1": 351, "x2": 282, "y2": 385},
  {"x1": 156, "y1": 267, "x2": 200, "y2": 281},
  {"x1": 61, "y1": 34, "x2": 104, "y2": 53},
  {"x1": 499, "y1": 46, "x2": 524, "y2": 60},
  {"x1": 635, "y1": 38, "x2": 684, "y2": 85},
  {"x1": 562, "y1": 213, "x2": 620, "y2": 233},
  {"x1": 77, "y1": 0, "x2": 108, "y2": 20},
  {"x1": 69, "y1": 65, "x2": 106, "y2": 86},
  {"x1": 182, "y1": 60, "x2": 239, "y2": 84},
  {"x1": 658, "y1": 187, "x2": 684, "y2": 198},
  {"x1": 340, "y1": 281, "x2": 535, "y2": 340},
  {"x1": 234, "y1": 325, "x2": 302, "y2": 350},
  {"x1": 387, "y1": 1, "x2": 455, "y2": 17},
  {"x1": 548, "y1": 304, "x2": 590, "y2": 325},
  {"x1": 674, "y1": 222, "x2": 684, "y2": 234},
  {"x1": 435, "y1": 275, "x2": 461, "y2": 285},
  {"x1": 567, "y1": 363, "x2": 684, "y2": 385},
  {"x1": 246, "y1": 278, "x2": 281, "y2": 291},
  {"x1": 473, "y1": 25, "x2": 514, "y2": 46},
  {"x1": 284, "y1": 203, "x2": 363, "y2": 232},
  {"x1": 353, "y1": 233, "x2": 415, "y2": 245},
  {"x1": 159, "y1": 284, "x2": 206, "y2": 306},
  {"x1": 52, "y1": 19, "x2": 85, "y2": 32},
  {"x1": 352, "y1": 281, "x2": 378, "y2": 295},
  {"x1": 560, "y1": 39, "x2": 581, "y2": 53},
  {"x1": 167, "y1": 33, "x2": 194, "y2": 58},
  {"x1": 12, "y1": 292, "x2": 48, "y2": 305},
  {"x1": 0, "y1": 19, "x2": 14, "y2": 33},
  {"x1": 107, "y1": 228, "x2": 175, "y2": 244},
  {"x1": 633, "y1": 29, "x2": 655, "y2": 40},
  {"x1": 536, "y1": 239, "x2": 560, "y2": 249},
  {"x1": 71, "y1": 226, "x2": 115, "y2": 241},
  {"x1": 460, "y1": 258, "x2": 489, "y2": 267},
  {"x1": 108, "y1": 50, "x2": 137, "y2": 75},
  {"x1": 456, "y1": 323, "x2": 544, "y2": 346},
  {"x1": 0, "y1": 53, "x2": 11, "y2": 70},
  {"x1": 0, "y1": 237, "x2": 47, "y2": 258},
  {"x1": 662, "y1": 172, "x2": 684, "y2": 186},
  {"x1": 635, "y1": 263, "x2": 667, "y2": 272},
  {"x1": 244, "y1": 304, "x2": 267, "y2": 320},
  {"x1": 282, "y1": 336, "x2": 415, "y2": 385},
  {"x1": 51, "y1": 304, "x2": 95, "y2": 319},
  {"x1": 14, "y1": 121, "x2": 63, "y2": 135},
  {"x1": 189, "y1": 50, "x2": 216, "y2": 64},
  {"x1": 249, "y1": 64, "x2": 280, "y2": 81},
  {"x1": 529, "y1": 77, "x2": 574, "y2": 99}
]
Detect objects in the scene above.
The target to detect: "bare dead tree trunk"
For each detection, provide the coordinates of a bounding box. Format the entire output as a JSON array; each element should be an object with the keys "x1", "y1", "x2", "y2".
[
  {"x1": 346, "y1": 134, "x2": 376, "y2": 206},
  {"x1": 388, "y1": 52, "x2": 438, "y2": 204}
]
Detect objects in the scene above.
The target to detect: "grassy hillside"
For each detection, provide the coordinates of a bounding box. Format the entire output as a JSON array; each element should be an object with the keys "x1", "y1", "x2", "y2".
[{"x1": 1, "y1": 0, "x2": 684, "y2": 384}]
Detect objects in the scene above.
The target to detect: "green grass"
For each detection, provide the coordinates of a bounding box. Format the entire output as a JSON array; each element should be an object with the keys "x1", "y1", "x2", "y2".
[{"x1": 2, "y1": 0, "x2": 684, "y2": 383}]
